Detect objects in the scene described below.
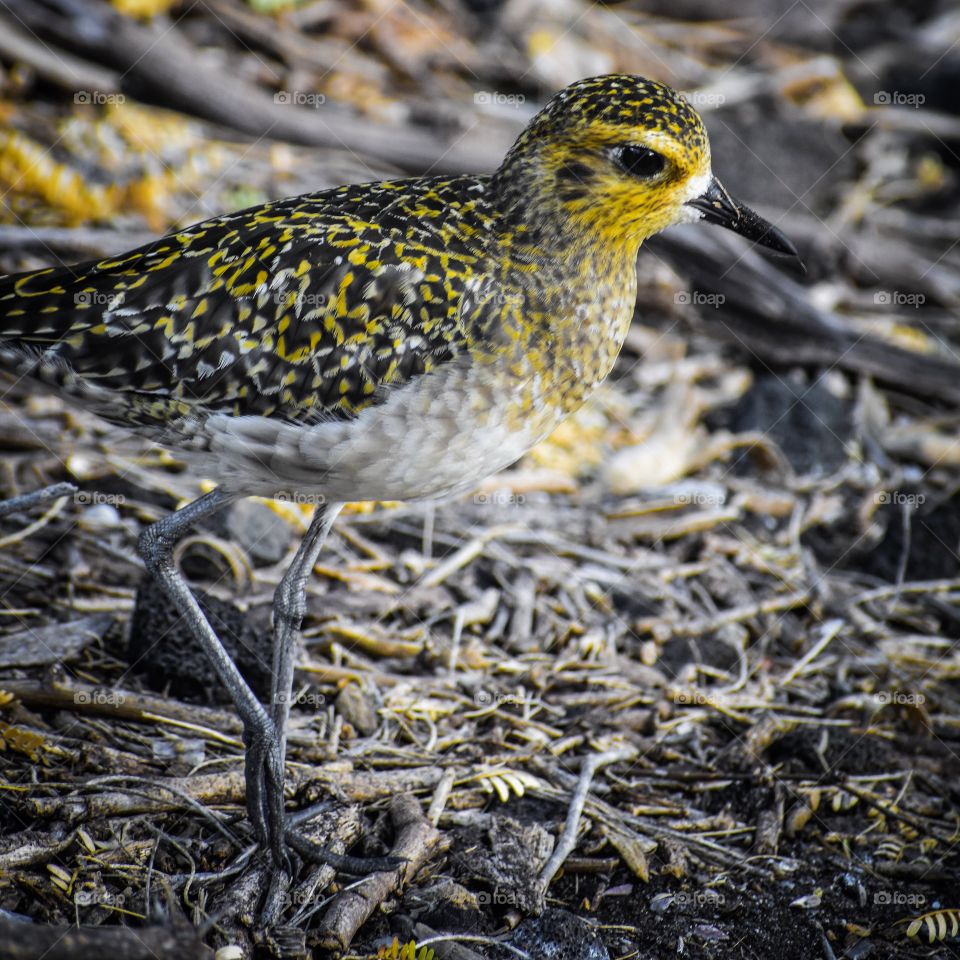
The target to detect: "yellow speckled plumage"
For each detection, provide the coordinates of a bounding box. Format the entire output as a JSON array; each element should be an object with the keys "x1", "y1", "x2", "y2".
[
  {"x1": 0, "y1": 75, "x2": 717, "y2": 484},
  {"x1": 0, "y1": 76, "x2": 796, "y2": 895}
]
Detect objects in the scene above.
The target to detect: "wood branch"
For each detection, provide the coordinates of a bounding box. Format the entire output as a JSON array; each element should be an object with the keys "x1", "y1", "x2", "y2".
[
  {"x1": 0, "y1": 918, "x2": 212, "y2": 960},
  {"x1": 535, "y1": 746, "x2": 637, "y2": 908},
  {"x1": 1, "y1": 0, "x2": 511, "y2": 176},
  {"x1": 0, "y1": 677, "x2": 244, "y2": 735},
  {"x1": 26, "y1": 765, "x2": 445, "y2": 820},
  {"x1": 316, "y1": 793, "x2": 440, "y2": 953},
  {"x1": 649, "y1": 227, "x2": 960, "y2": 404},
  {"x1": 0, "y1": 20, "x2": 119, "y2": 93},
  {"x1": 0, "y1": 832, "x2": 74, "y2": 870},
  {"x1": 0, "y1": 614, "x2": 112, "y2": 667}
]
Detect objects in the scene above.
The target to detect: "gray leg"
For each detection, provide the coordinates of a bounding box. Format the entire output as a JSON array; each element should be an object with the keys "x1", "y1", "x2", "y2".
[
  {"x1": 255, "y1": 502, "x2": 343, "y2": 925},
  {"x1": 140, "y1": 491, "x2": 396, "y2": 912},
  {"x1": 137, "y1": 488, "x2": 283, "y2": 860},
  {"x1": 270, "y1": 502, "x2": 343, "y2": 757},
  {"x1": 254, "y1": 501, "x2": 341, "y2": 871},
  {"x1": 266, "y1": 502, "x2": 405, "y2": 877}
]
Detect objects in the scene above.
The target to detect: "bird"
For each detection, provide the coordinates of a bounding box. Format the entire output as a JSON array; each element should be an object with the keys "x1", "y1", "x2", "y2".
[{"x1": 0, "y1": 73, "x2": 797, "y2": 919}]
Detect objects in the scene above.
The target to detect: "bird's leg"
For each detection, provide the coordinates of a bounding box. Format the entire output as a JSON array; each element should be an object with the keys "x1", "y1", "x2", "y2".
[
  {"x1": 137, "y1": 488, "x2": 283, "y2": 856},
  {"x1": 264, "y1": 502, "x2": 408, "y2": 878},
  {"x1": 249, "y1": 501, "x2": 342, "y2": 869},
  {"x1": 270, "y1": 501, "x2": 342, "y2": 755}
]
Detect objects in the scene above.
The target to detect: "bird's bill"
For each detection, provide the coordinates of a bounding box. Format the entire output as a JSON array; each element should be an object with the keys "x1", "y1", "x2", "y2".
[{"x1": 686, "y1": 177, "x2": 799, "y2": 258}]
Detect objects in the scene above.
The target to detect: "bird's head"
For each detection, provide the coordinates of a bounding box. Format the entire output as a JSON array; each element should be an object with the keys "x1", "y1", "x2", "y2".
[{"x1": 494, "y1": 74, "x2": 796, "y2": 259}]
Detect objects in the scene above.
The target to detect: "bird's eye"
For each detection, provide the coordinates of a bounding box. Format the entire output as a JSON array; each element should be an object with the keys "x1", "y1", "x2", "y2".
[{"x1": 615, "y1": 145, "x2": 666, "y2": 179}]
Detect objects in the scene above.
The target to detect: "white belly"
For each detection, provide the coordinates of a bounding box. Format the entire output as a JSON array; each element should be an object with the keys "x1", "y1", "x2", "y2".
[{"x1": 188, "y1": 358, "x2": 549, "y2": 502}]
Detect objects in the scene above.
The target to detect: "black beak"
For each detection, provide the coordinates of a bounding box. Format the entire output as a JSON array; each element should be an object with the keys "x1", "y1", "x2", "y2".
[{"x1": 686, "y1": 177, "x2": 799, "y2": 259}]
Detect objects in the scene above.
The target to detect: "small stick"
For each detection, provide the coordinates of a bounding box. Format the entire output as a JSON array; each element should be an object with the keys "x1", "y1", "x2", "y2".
[
  {"x1": 0, "y1": 677, "x2": 243, "y2": 736},
  {"x1": 781, "y1": 618, "x2": 844, "y2": 686},
  {"x1": 536, "y1": 746, "x2": 637, "y2": 904},
  {"x1": 420, "y1": 525, "x2": 514, "y2": 588},
  {"x1": 0, "y1": 482, "x2": 76, "y2": 519},
  {"x1": 427, "y1": 768, "x2": 457, "y2": 825},
  {"x1": 317, "y1": 793, "x2": 440, "y2": 953}
]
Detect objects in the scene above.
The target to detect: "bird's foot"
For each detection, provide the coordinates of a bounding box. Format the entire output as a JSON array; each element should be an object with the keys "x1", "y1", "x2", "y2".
[
  {"x1": 242, "y1": 714, "x2": 289, "y2": 871},
  {"x1": 251, "y1": 824, "x2": 406, "y2": 930},
  {"x1": 241, "y1": 722, "x2": 406, "y2": 927}
]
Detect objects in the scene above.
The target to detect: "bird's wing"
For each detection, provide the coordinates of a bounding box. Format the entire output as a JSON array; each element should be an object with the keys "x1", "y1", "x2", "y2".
[{"x1": 0, "y1": 180, "x2": 492, "y2": 429}]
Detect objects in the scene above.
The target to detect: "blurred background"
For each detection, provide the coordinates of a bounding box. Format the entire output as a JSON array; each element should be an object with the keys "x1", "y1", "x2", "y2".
[
  {"x1": 2, "y1": 0, "x2": 960, "y2": 499},
  {"x1": 1, "y1": 2, "x2": 959, "y2": 959}
]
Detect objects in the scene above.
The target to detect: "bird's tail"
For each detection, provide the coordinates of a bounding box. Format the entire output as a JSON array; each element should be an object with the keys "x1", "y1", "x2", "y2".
[
  {"x1": 0, "y1": 262, "x2": 103, "y2": 353},
  {"x1": 0, "y1": 261, "x2": 151, "y2": 428}
]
